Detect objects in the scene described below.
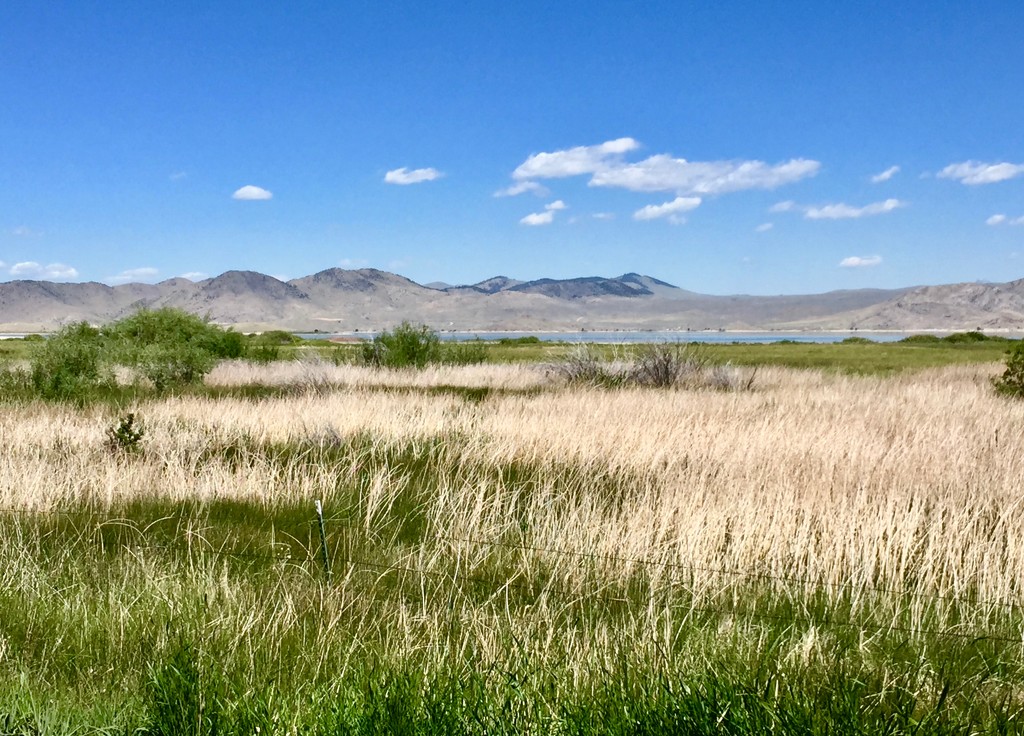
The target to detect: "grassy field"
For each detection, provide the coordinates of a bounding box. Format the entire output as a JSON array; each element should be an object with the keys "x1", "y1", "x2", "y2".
[
  {"x1": 297, "y1": 334, "x2": 1018, "y2": 374},
  {"x1": 1, "y1": 347, "x2": 1023, "y2": 733},
  {"x1": 3, "y1": 330, "x2": 1017, "y2": 375}
]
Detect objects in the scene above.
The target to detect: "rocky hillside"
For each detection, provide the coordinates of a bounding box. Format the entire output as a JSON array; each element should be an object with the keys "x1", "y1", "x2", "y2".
[{"x1": 0, "y1": 268, "x2": 1021, "y2": 333}]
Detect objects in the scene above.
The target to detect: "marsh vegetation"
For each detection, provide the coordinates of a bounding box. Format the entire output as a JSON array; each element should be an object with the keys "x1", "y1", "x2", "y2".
[{"x1": 0, "y1": 321, "x2": 1023, "y2": 732}]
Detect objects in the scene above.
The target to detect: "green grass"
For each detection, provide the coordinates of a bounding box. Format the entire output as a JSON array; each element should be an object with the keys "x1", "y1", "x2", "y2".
[
  {"x1": 276, "y1": 337, "x2": 1017, "y2": 375},
  {"x1": 0, "y1": 331, "x2": 1021, "y2": 731},
  {"x1": 6, "y1": 331, "x2": 1016, "y2": 376},
  {"x1": 699, "y1": 340, "x2": 1014, "y2": 375},
  {"x1": 1, "y1": 432, "x2": 1023, "y2": 733},
  {"x1": 0, "y1": 337, "x2": 36, "y2": 362}
]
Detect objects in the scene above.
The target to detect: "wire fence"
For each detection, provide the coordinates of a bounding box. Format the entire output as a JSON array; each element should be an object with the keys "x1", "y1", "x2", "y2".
[{"x1": 3, "y1": 503, "x2": 1023, "y2": 646}]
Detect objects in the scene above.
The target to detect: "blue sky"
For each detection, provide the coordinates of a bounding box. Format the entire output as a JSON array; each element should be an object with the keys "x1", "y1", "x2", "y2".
[{"x1": 1, "y1": 1, "x2": 1022, "y2": 295}]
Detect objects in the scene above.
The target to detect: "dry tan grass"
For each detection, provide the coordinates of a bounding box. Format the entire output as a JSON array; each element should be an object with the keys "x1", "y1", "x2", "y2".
[
  {"x1": 205, "y1": 356, "x2": 551, "y2": 390},
  {"x1": 2, "y1": 362, "x2": 1023, "y2": 614}
]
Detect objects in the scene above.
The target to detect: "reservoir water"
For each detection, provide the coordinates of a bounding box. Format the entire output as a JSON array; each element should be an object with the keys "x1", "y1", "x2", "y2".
[
  {"x1": 296, "y1": 330, "x2": 969, "y2": 344},
  {"x1": 6, "y1": 330, "x2": 1016, "y2": 344}
]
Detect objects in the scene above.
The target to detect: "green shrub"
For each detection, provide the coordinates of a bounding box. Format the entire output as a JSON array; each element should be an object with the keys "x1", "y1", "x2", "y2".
[
  {"x1": 104, "y1": 308, "x2": 241, "y2": 391},
  {"x1": 994, "y1": 342, "x2": 1024, "y2": 398},
  {"x1": 361, "y1": 322, "x2": 441, "y2": 369},
  {"x1": 498, "y1": 336, "x2": 542, "y2": 345},
  {"x1": 244, "y1": 330, "x2": 301, "y2": 363},
  {"x1": 246, "y1": 342, "x2": 281, "y2": 364},
  {"x1": 134, "y1": 343, "x2": 217, "y2": 392},
  {"x1": 26, "y1": 309, "x2": 244, "y2": 401},
  {"x1": 439, "y1": 339, "x2": 487, "y2": 366},
  {"x1": 0, "y1": 366, "x2": 34, "y2": 401},
  {"x1": 106, "y1": 413, "x2": 145, "y2": 455},
  {"x1": 841, "y1": 336, "x2": 874, "y2": 344},
  {"x1": 899, "y1": 334, "x2": 942, "y2": 344},
  {"x1": 942, "y1": 331, "x2": 990, "y2": 343},
  {"x1": 255, "y1": 330, "x2": 301, "y2": 345},
  {"x1": 106, "y1": 308, "x2": 243, "y2": 359},
  {"x1": 29, "y1": 322, "x2": 110, "y2": 401}
]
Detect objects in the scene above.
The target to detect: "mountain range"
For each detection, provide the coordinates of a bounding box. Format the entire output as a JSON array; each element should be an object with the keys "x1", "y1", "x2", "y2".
[{"x1": 1, "y1": 268, "x2": 1023, "y2": 333}]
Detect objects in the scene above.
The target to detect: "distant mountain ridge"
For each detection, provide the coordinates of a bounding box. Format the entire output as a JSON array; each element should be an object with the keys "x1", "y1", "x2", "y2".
[{"x1": 0, "y1": 267, "x2": 1022, "y2": 333}]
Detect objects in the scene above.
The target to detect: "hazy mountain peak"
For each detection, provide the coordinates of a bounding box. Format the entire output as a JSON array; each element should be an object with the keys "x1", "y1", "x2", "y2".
[
  {"x1": 619, "y1": 272, "x2": 679, "y2": 289},
  {"x1": 292, "y1": 267, "x2": 429, "y2": 293},
  {"x1": 469, "y1": 276, "x2": 524, "y2": 294},
  {"x1": 508, "y1": 275, "x2": 655, "y2": 299},
  {"x1": 201, "y1": 271, "x2": 308, "y2": 300},
  {"x1": 1, "y1": 267, "x2": 1022, "y2": 332}
]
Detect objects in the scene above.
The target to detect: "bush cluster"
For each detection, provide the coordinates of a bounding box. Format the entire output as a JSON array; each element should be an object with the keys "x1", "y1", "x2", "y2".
[
  {"x1": 360, "y1": 322, "x2": 486, "y2": 369},
  {"x1": 29, "y1": 322, "x2": 109, "y2": 400},
  {"x1": 554, "y1": 343, "x2": 754, "y2": 391},
  {"x1": 994, "y1": 342, "x2": 1024, "y2": 398},
  {"x1": 900, "y1": 331, "x2": 1010, "y2": 345},
  {"x1": 19, "y1": 308, "x2": 244, "y2": 401},
  {"x1": 244, "y1": 330, "x2": 302, "y2": 364}
]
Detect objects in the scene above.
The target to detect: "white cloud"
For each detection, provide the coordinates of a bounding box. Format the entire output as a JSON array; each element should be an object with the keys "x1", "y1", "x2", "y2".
[
  {"x1": 493, "y1": 181, "x2": 549, "y2": 197},
  {"x1": 519, "y1": 200, "x2": 569, "y2": 226},
  {"x1": 938, "y1": 161, "x2": 1024, "y2": 185},
  {"x1": 11, "y1": 225, "x2": 41, "y2": 237},
  {"x1": 232, "y1": 185, "x2": 273, "y2": 200},
  {"x1": 755, "y1": 222, "x2": 774, "y2": 232},
  {"x1": 512, "y1": 138, "x2": 641, "y2": 180},
  {"x1": 839, "y1": 255, "x2": 883, "y2": 268},
  {"x1": 9, "y1": 261, "x2": 79, "y2": 280},
  {"x1": 339, "y1": 258, "x2": 369, "y2": 268},
  {"x1": 108, "y1": 267, "x2": 159, "y2": 284},
  {"x1": 520, "y1": 211, "x2": 555, "y2": 226},
  {"x1": 592, "y1": 212, "x2": 615, "y2": 220},
  {"x1": 590, "y1": 156, "x2": 820, "y2": 195},
  {"x1": 988, "y1": 214, "x2": 1024, "y2": 226},
  {"x1": 769, "y1": 200, "x2": 796, "y2": 213},
  {"x1": 170, "y1": 171, "x2": 187, "y2": 181},
  {"x1": 0, "y1": 260, "x2": 5, "y2": 268},
  {"x1": 871, "y1": 165, "x2": 900, "y2": 183},
  {"x1": 505, "y1": 138, "x2": 817, "y2": 213},
  {"x1": 180, "y1": 271, "x2": 208, "y2": 281},
  {"x1": 384, "y1": 167, "x2": 443, "y2": 185},
  {"x1": 633, "y1": 196, "x2": 702, "y2": 223},
  {"x1": 804, "y1": 198, "x2": 906, "y2": 220}
]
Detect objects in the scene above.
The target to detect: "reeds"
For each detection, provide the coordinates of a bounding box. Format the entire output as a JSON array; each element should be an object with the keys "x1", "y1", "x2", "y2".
[{"x1": 0, "y1": 362, "x2": 1022, "y2": 731}]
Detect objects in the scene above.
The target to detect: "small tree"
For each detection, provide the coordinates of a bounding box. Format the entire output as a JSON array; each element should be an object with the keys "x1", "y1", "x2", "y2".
[
  {"x1": 26, "y1": 309, "x2": 244, "y2": 400},
  {"x1": 29, "y1": 322, "x2": 109, "y2": 400},
  {"x1": 994, "y1": 342, "x2": 1024, "y2": 398},
  {"x1": 361, "y1": 322, "x2": 441, "y2": 369},
  {"x1": 103, "y1": 308, "x2": 242, "y2": 391}
]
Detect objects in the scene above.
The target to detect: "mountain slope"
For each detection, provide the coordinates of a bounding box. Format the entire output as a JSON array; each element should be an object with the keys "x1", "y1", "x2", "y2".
[
  {"x1": 836, "y1": 279, "x2": 1024, "y2": 330},
  {"x1": 0, "y1": 269, "x2": 1021, "y2": 332},
  {"x1": 508, "y1": 276, "x2": 653, "y2": 299}
]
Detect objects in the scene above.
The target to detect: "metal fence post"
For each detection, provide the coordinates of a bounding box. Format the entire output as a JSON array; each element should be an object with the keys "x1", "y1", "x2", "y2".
[{"x1": 315, "y1": 499, "x2": 332, "y2": 582}]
